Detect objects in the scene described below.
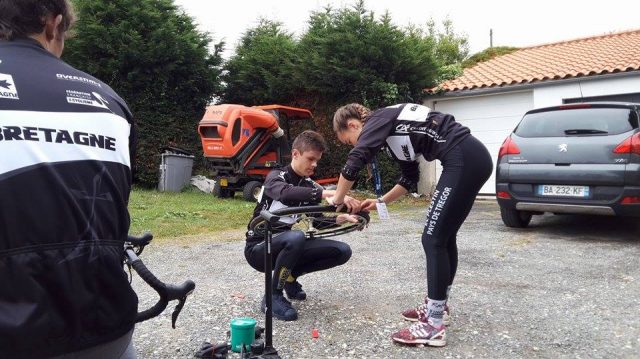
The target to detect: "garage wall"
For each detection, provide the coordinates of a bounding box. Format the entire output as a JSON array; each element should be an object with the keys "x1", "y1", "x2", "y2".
[
  {"x1": 424, "y1": 91, "x2": 534, "y2": 194},
  {"x1": 534, "y1": 74, "x2": 640, "y2": 108}
]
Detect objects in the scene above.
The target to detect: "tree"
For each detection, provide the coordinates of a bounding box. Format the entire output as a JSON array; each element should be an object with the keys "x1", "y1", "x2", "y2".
[
  {"x1": 290, "y1": 1, "x2": 469, "y2": 191},
  {"x1": 295, "y1": 2, "x2": 433, "y2": 109},
  {"x1": 422, "y1": 18, "x2": 469, "y2": 84},
  {"x1": 64, "y1": 0, "x2": 224, "y2": 187},
  {"x1": 222, "y1": 19, "x2": 298, "y2": 105}
]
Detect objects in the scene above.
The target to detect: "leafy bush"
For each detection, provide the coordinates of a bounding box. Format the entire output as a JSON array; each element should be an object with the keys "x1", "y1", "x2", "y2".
[{"x1": 64, "y1": 0, "x2": 224, "y2": 187}]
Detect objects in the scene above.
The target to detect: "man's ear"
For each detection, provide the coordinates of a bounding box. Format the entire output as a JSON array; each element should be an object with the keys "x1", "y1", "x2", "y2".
[
  {"x1": 44, "y1": 14, "x2": 64, "y2": 41},
  {"x1": 291, "y1": 148, "x2": 300, "y2": 158}
]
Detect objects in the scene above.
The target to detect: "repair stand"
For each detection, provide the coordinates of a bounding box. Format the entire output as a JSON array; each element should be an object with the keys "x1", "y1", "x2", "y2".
[
  {"x1": 197, "y1": 211, "x2": 282, "y2": 359},
  {"x1": 249, "y1": 210, "x2": 282, "y2": 359}
]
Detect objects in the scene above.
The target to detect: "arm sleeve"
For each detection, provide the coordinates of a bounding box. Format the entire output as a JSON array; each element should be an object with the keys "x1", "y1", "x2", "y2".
[
  {"x1": 114, "y1": 94, "x2": 136, "y2": 180},
  {"x1": 341, "y1": 116, "x2": 395, "y2": 181},
  {"x1": 396, "y1": 160, "x2": 420, "y2": 191},
  {"x1": 263, "y1": 171, "x2": 323, "y2": 204},
  {"x1": 128, "y1": 121, "x2": 137, "y2": 178}
]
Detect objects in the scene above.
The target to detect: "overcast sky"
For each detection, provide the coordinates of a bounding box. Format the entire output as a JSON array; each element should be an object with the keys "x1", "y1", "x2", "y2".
[{"x1": 173, "y1": 0, "x2": 640, "y2": 59}]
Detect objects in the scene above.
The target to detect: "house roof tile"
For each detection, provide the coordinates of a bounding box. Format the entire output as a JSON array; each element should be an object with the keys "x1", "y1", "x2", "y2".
[{"x1": 432, "y1": 29, "x2": 640, "y2": 93}]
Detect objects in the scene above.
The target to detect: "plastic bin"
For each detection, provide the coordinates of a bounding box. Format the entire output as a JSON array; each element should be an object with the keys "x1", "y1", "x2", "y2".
[{"x1": 158, "y1": 151, "x2": 194, "y2": 192}]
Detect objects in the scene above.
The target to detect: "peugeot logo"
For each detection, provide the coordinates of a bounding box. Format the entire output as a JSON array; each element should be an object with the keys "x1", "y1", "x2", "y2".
[{"x1": 558, "y1": 144, "x2": 568, "y2": 152}]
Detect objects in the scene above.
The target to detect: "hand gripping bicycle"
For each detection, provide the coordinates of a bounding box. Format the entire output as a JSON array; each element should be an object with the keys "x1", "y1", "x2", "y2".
[{"x1": 125, "y1": 232, "x2": 195, "y2": 328}]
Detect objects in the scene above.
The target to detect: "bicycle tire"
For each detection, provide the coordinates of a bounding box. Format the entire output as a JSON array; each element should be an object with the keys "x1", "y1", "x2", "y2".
[{"x1": 248, "y1": 205, "x2": 370, "y2": 239}]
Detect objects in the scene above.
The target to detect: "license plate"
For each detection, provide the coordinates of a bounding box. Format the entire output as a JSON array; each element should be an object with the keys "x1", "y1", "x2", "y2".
[
  {"x1": 538, "y1": 185, "x2": 589, "y2": 197},
  {"x1": 219, "y1": 178, "x2": 228, "y2": 187}
]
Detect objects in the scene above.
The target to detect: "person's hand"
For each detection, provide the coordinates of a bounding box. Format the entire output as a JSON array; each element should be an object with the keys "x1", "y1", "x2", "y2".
[
  {"x1": 326, "y1": 196, "x2": 340, "y2": 206},
  {"x1": 361, "y1": 198, "x2": 378, "y2": 211},
  {"x1": 336, "y1": 213, "x2": 359, "y2": 224},
  {"x1": 328, "y1": 196, "x2": 362, "y2": 214},
  {"x1": 342, "y1": 197, "x2": 361, "y2": 214},
  {"x1": 343, "y1": 195, "x2": 361, "y2": 214}
]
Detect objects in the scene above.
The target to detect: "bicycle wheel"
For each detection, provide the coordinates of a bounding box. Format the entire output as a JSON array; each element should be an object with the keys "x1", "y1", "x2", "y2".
[{"x1": 248, "y1": 205, "x2": 370, "y2": 239}]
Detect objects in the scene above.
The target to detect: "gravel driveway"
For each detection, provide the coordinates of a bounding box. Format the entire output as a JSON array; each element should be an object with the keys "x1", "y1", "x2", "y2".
[{"x1": 132, "y1": 200, "x2": 639, "y2": 358}]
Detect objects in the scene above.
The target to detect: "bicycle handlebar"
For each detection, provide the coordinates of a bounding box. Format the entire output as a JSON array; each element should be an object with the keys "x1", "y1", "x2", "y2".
[
  {"x1": 259, "y1": 209, "x2": 281, "y2": 224},
  {"x1": 127, "y1": 232, "x2": 153, "y2": 247},
  {"x1": 125, "y1": 233, "x2": 195, "y2": 328}
]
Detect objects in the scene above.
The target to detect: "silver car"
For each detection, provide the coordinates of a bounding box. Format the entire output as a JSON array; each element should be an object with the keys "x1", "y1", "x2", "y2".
[{"x1": 496, "y1": 102, "x2": 640, "y2": 228}]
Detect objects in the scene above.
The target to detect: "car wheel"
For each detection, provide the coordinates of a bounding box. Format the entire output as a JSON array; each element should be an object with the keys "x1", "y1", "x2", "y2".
[
  {"x1": 500, "y1": 205, "x2": 532, "y2": 228},
  {"x1": 243, "y1": 181, "x2": 263, "y2": 202}
]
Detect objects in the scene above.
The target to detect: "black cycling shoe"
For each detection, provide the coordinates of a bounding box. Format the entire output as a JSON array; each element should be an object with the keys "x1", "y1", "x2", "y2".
[
  {"x1": 261, "y1": 293, "x2": 298, "y2": 321},
  {"x1": 284, "y1": 281, "x2": 307, "y2": 300}
]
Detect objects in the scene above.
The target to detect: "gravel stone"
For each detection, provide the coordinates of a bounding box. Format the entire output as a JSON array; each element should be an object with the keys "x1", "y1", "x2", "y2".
[{"x1": 131, "y1": 200, "x2": 640, "y2": 358}]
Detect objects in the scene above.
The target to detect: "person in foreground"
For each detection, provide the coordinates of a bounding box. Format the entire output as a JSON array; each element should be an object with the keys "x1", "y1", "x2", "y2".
[
  {"x1": 329, "y1": 103, "x2": 492, "y2": 347},
  {"x1": 0, "y1": 1, "x2": 138, "y2": 357},
  {"x1": 244, "y1": 130, "x2": 360, "y2": 321}
]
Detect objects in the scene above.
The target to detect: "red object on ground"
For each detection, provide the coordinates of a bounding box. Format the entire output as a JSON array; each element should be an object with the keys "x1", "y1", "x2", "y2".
[
  {"x1": 312, "y1": 328, "x2": 319, "y2": 339},
  {"x1": 230, "y1": 292, "x2": 245, "y2": 299}
]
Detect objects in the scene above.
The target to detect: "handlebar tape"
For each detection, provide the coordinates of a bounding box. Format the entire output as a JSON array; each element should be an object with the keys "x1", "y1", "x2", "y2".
[{"x1": 130, "y1": 258, "x2": 168, "y2": 323}]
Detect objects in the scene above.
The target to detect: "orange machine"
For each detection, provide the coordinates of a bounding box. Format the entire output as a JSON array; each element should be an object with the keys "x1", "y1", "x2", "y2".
[{"x1": 198, "y1": 104, "x2": 336, "y2": 201}]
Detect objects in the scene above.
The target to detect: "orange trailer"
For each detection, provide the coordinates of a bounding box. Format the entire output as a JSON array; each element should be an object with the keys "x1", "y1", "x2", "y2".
[{"x1": 198, "y1": 104, "x2": 337, "y2": 201}]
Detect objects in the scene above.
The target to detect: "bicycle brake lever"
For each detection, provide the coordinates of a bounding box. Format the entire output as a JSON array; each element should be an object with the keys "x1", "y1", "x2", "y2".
[{"x1": 171, "y1": 296, "x2": 188, "y2": 329}]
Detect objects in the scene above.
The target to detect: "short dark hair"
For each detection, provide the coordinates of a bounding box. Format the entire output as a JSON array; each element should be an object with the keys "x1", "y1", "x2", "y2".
[
  {"x1": 0, "y1": 0, "x2": 75, "y2": 40},
  {"x1": 292, "y1": 130, "x2": 327, "y2": 154}
]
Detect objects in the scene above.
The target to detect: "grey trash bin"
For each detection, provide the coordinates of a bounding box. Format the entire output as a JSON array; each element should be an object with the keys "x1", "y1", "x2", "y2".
[{"x1": 158, "y1": 151, "x2": 195, "y2": 192}]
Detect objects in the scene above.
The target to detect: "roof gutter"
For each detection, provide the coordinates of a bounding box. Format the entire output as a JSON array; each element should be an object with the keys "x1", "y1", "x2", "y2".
[{"x1": 425, "y1": 70, "x2": 640, "y2": 101}]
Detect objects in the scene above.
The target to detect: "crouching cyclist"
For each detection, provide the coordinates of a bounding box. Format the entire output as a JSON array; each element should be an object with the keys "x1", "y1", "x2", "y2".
[{"x1": 244, "y1": 131, "x2": 360, "y2": 321}]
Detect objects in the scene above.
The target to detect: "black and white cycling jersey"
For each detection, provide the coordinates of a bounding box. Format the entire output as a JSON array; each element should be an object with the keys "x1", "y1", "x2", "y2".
[
  {"x1": 246, "y1": 165, "x2": 324, "y2": 243},
  {"x1": 0, "y1": 38, "x2": 138, "y2": 357},
  {"x1": 341, "y1": 103, "x2": 470, "y2": 190}
]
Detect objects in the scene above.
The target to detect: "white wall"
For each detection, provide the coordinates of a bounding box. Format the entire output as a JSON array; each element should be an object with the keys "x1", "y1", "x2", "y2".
[
  {"x1": 424, "y1": 91, "x2": 534, "y2": 194},
  {"x1": 534, "y1": 74, "x2": 640, "y2": 108}
]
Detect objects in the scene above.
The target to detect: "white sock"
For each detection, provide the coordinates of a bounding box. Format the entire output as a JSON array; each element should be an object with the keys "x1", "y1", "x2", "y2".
[{"x1": 426, "y1": 298, "x2": 447, "y2": 328}]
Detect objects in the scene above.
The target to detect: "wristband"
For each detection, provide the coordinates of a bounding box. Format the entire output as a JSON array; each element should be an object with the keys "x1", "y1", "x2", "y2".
[{"x1": 377, "y1": 197, "x2": 385, "y2": 203}]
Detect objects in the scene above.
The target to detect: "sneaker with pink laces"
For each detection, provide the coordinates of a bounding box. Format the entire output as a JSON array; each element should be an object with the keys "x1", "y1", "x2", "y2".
[
  {"x1": 391, "y1": 321, "x2": 447, "y2": 347},
  {"x1": 401, "y1": 301, "x2": 450, "y2": 325}
]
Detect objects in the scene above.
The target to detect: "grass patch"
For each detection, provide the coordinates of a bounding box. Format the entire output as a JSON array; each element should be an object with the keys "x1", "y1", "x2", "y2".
[
  {"x1": 350, "y1": 190, "x2": 430, "y2": 210},
  {"x1": 388, "y1": 195, "x2": 430, "y2": 210},
  {"x1": 128, "y1": 188, "x2": 430, "y2": 239},
  {"x1": 128, "y1": 188, "x2": 254, "y2": 239}
]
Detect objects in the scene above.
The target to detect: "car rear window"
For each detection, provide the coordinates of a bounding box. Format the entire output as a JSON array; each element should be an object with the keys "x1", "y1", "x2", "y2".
[{"x1": 515, "y1": 108, "x2": 638, "y2": 137}]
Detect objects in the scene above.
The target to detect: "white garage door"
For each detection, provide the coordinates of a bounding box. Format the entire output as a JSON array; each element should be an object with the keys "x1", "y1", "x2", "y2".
[{"x1": 431, "y1": 91, "x2": 533, "y2": 194}]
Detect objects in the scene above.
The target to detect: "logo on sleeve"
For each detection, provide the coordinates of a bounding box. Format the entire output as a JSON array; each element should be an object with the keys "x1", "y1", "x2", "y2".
[
  {"x1": 66, "y1": 90, "x2": 109, "y2": 109},
  {"x1": 401, "y1": 144, "x2": 412, "y2": 161},
  {"x1": 56, "y1": 73, "x2": 102, "y2": 88},
  {"x1": 0, "y1": 73, "x2": 19, "y2": 100}
]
